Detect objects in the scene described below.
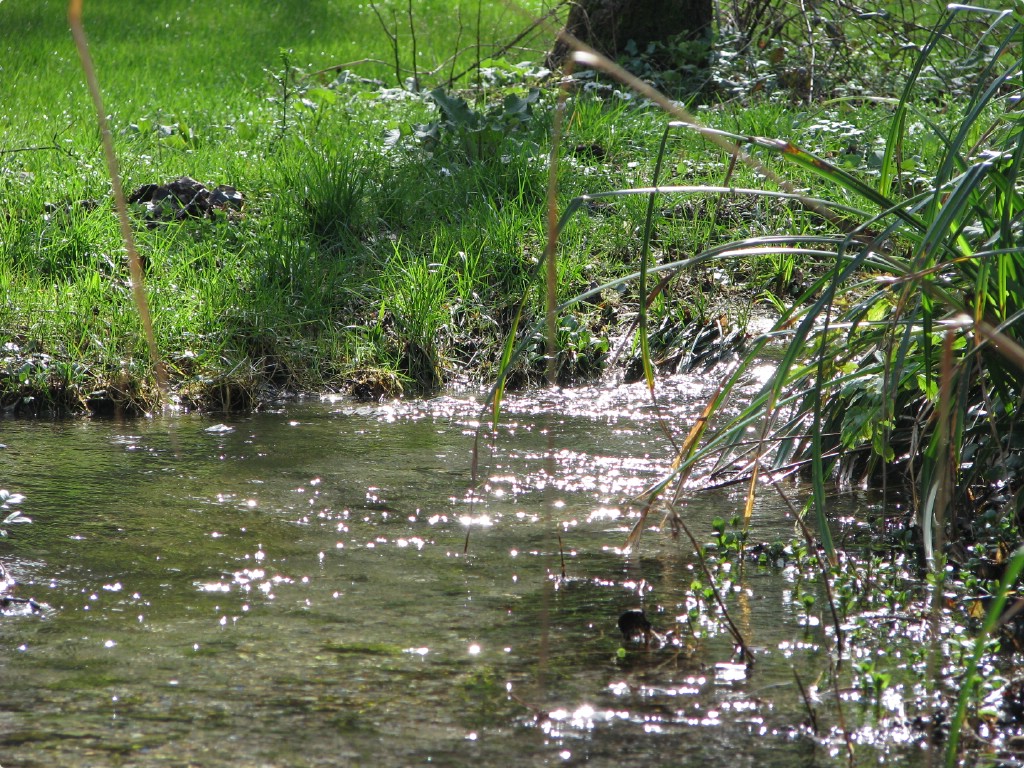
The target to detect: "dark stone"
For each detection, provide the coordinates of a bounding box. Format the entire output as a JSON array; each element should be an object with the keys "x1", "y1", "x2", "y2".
[
  {"x1": 617, "y1": 608, "x2": 652, "y2": 643},
  {"x1": 127, "y1": 176, "x2": 244, "y2": 225}
]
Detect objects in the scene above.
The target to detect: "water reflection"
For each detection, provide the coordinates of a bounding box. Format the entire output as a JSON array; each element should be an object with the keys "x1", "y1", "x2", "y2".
[{"x1": 0, "y1": 380, "x2": 927, "y2": 766}]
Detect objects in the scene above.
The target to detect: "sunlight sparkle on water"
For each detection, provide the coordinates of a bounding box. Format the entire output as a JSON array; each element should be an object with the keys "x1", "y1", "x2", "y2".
[
  {"x1": 748, "y1": 363, "x2": 777, "y2": 385},
  {"x1": 714, "y1": 663, "x2": 748, "y2": 683},
  {"x1": 587, "y1": 507, "x2": 621, "y2": 523},
  {"x1": 198, "y1": 582, "x2": 231, "y2": 593},
  {"x1": 395, "y1": 537, "x2": 426, "y2": 550},
  {"x1": 459, "y1": 514, "x2": 492, "y2": 527},
  {"x1": 543, "y1": 704, "x2": 630, "y2": 735}
]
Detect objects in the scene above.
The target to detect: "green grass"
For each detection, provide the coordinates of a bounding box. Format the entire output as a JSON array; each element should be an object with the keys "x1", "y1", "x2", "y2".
[
  {"x1": 0, "y1": 0, "x2": 566, "y2": 409},
  {"x1": 1, "y1": 0, "x2": 1008, "y2": 413}
]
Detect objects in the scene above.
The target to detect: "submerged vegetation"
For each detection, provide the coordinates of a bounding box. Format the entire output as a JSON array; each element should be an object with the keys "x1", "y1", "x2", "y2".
[{"x1": 4, "y1": 0, "x2": 1024, "y2": 762}]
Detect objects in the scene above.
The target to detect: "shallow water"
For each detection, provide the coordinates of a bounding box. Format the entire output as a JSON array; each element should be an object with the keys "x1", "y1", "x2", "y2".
[{"x1": 0, "y1": 377, "x2": 927, "y2": 767}]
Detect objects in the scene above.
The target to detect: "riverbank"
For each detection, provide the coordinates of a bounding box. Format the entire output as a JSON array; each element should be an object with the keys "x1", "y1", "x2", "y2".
[{"x1": 2, "y1": 0, "x2": 909, "y2": 416}]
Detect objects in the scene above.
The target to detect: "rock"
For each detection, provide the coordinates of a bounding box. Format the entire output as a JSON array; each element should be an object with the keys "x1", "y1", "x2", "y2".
[{"x1": 127, "y1": 176, "x2": 244, "y2": 225}]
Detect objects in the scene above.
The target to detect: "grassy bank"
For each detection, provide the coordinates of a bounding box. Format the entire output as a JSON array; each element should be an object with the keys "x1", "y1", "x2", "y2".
[
  {"x1": 0, "y1": 0, "x2": 900, "y2": 413},
  {"x1": 2, "y1": 0, "x2": 559, "y2": 411},
  {"x1": 0, "y1": 0, "x2": 1012, "y2": 415}
]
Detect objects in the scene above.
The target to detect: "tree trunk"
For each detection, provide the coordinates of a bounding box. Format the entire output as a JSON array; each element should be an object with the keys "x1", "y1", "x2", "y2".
[{"x1": 548, "y1": 0, "x2": 713, "y2": 68}]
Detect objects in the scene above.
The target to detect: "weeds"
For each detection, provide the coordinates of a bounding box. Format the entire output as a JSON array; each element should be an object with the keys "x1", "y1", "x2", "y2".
[{"x1": 426, "y1": 81, "x2": 542, "y2": 163}]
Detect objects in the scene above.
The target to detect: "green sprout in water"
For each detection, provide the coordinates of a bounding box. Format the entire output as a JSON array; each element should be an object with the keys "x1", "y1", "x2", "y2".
[{"x1": 855, "y1": 659, "x2": 892, "y2": 720}]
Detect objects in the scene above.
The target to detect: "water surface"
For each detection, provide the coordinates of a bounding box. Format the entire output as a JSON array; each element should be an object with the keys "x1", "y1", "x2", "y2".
[{"x1": 0, "y1": 378, "x2": 923, "y2": 766}]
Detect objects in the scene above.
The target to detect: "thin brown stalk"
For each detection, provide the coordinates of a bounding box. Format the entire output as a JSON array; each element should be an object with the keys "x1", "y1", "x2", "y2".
[
  {"x1": 798, "y1": 0, "x2": 816, "y2": 102},
  {"x1": 447, "y1": 4, "x2": 464, "y2": 87},
  {"x1": 67, "y1": 0, "x2": 167, "y2": 398},
  {"x1": 475, "y1": 0, "x2": 483, "y2": 91},
  {"x1": 370, "y1": 2, "x2": 402, "y2": 87},
  {"x1": 674, "y1": 514, "x2": 755, "y2": 665},
  {"x1": 974, "y1": 318, "x2": 1024, "y2": 372},
  {"x1": 933, "y1": 329, "x2": 957, "y2": 560},
  {"x1": 793, "y1": 667, "x2": 820, "y2": 735},
  {"x1": 829, "y1": 654, "x2": 856, "y2": 766}
]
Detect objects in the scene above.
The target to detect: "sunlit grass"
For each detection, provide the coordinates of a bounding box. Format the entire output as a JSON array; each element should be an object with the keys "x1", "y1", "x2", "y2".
[{"x1": 3, "y1": 0, "x2": 993, "y2": 411}]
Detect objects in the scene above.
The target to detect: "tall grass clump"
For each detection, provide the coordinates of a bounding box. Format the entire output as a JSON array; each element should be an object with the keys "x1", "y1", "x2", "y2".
[
  {"x1": 681, "y1": 5, "x2": 1024, "y2": 558},
  {"x1": 378, "y1": 240, "x2": 453, "y2": 391},
  {"x1": 476, "y1": 4, "x2": 1024, "y2": 756},
  {"x1": 497, "y1": 3, "x2": 1023, "y2": 552}
]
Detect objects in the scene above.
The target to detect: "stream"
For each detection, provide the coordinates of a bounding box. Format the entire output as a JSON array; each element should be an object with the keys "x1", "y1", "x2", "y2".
[{"x1": 0, "y1": 374, "x2": 929, "y2": 767}]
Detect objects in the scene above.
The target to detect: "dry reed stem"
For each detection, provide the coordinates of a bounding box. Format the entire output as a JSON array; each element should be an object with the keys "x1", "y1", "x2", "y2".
[{"x1": 68, "y1": 0, "x2": 168, "y2": 398}]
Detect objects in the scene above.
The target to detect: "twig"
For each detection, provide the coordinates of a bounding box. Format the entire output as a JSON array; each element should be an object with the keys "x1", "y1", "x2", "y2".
[
  {"x1": 447, "y1": 5, "x2": 464, "y2": 88},
  {"x1": 675, "y1": 514, "x2": 755, "y2": 665},
  {"x1": 2, "y1": 143, "x2": 63, "y2": 156},
  {"x1": 370, "y1": 2, "x2": 402, "y2": 88},
  {"x1": 1, "y1": 126, "x2": 81, "y2": 163},
  {"x1": 798, "y1": 0, "x2": 816, "y2": 102},
  {"x1": 793, "y1": 667, "x2": 819, "y2": 735},
  {"x1": 307, "y1": 59, "x2": 392, "y2": 79},
  {"x1": 0, "y1": 595, "x2": 45, "y2": 613}
]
